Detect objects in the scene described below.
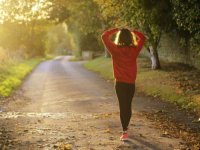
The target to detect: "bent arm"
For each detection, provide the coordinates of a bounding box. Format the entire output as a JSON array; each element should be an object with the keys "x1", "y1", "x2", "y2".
[
  {"x1": 101, "y1": 28, "x2": 118, "y2": 54},
  {"x1": 133, "y1": 30, "x2": 146, "y2": 55}
]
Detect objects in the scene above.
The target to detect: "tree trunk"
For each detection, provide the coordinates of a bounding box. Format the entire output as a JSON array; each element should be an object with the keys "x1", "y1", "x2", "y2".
[
  {"x1": 104, "y1": 46, "x2": 111, "y2": 58},
  {"x1": 101, "y1": 19, "x2": 111, "y2": 58},
  {"x1": 30, "y1": 21, "x2": 35, "y2": 58},
  {"x1": 149, "y1": 46, "x2": 161, "y2": 70}
]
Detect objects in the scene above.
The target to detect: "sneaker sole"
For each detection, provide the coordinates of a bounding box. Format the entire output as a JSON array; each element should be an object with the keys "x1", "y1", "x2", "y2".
[{"x1": 120, "y1": 138, "x2": 128, "y2": 141}]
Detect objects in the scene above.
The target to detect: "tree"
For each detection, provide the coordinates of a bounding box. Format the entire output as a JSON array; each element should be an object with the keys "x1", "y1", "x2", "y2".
[
  {"x1": 0, "y1": 0, "x2": 52, "y2": 57},
  {"x1": 0, "y1": 21, "x2": 24, "y2": 51},
  {"x1": 94, "y1": 0, "x2": 176, "y2": 69},
  {"x1": 171, "y1": 0, "x2": 200, "y2": 55},
  {"x1": 47, "y1": 24, "x2": 72, "y2": 54},
  {"x1": 48, "y1": 0, "x2": 103, "y2": 57}
]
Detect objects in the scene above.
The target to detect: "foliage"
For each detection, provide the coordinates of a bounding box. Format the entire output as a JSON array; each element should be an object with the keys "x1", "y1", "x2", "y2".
[
  {"x1": 66, "y1": 21, "x2": 84, "y2": 57},
  {"x1": 95, "y1": 0, "x2": 176, "y2": 47},
  {"x1": 65, "y1": 0, "x2": 102, "y2": 34},
  {"x1": 70, "y1": 56, "x2": 83, "y2": 61},
  {"x1": 48, "y1": 0, "x2": 103, "y2": 57},
  {"x1": 0, "y1": 47, "x2": 25, "y2": 74},
  {"x1": 171, "y1": 0, "x2": 200, "y2": 54},
  {"x1": 0, "y1": 55, "x2": 54, "y2": 97},
  {"x1": 83, "y1": 56, "x2": 113, "y2": 79},
  {"x1": 0, "y1": 60, "x2": 40, "y2": 97},
  {"x1": 94, "y1": 0, "x2": 177, "y2": 69},
  {"x1": 47, "y1": 24, "x2": 72, "y2": 54},
  {"x1": 0, "y1": 0, "x2": 51, "y2": 22},
  {"x1": 0, "y1": 0, "x2": 52, "y2": 57}
]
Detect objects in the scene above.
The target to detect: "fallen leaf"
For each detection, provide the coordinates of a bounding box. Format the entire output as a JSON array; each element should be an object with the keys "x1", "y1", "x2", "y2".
[
  {"x1": 3, "y1": 146, "x2": 8, "y2": 150},
  {"x1": 103, "y1": 114, "x2": 108, "y2": 118},
  {"x1": 109, "y1": 136, "x2": 115, "y2": 140},
  {"x1": 105, "y1": 128, "x2": 110, "y2": 133},
  {"x1": 194, "y1": 143, "x2": 200, "y2": 149},
  {"x1": 62, "y1": 142, "x2": 72, "y2": 150},
  {"x1": 177, "y1": 89, "x2": 183, "y2": 94},
  {"x1": 192, "y1": 119, "x2": 200, "y2": 123},
  {"x1": 99, "y1": 142, "x2": 106, "y2": 146},
  {"x1": 93, "y1": 116, "x2": 99, "y2": 119}
]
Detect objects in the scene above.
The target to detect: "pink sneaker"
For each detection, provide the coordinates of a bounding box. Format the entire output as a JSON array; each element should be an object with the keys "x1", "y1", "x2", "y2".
[
  {"x1": 120, "y1": 133, "x2": 128, "y2": 141},
  {"x1": 127, "y1": 127, "x2": 129, "y2": 133}
]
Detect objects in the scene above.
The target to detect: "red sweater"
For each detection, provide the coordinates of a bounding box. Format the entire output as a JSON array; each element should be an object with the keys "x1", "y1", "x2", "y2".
[{"x1": 101, "y1": 28, "x2": 146, "y2": 84}]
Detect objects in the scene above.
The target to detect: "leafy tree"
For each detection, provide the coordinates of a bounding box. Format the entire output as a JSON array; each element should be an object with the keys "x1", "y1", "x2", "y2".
[
  {"x1": 67, "y1": 20, "x2": 88, "y2": 57},
  {"x1": 47, "y1": 24, "x2": 72, "y2": 54},
  {"x1": 47, "y1": 30, "x2": 59, "y2": 54},
  {"x1": 171, "y1": 0, "x2": 200, "y2": 55},
  {"x1": 95, "y1": 0, "x2": 176, "y2": 69},
  {"x1": 48, "y1": 0, "x2": 103, "y2": 57},
  {"x1": 0, "y1": 21, "x2": 24, "y2": 51},
  {"x1": 0, "y1": 0, "x2": 52, "y2": 57}
]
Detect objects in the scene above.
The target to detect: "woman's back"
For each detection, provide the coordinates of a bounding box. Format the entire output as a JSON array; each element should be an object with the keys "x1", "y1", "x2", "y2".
[{"x1": 101, "y1": 27, "x2": 146, "y2": 84}]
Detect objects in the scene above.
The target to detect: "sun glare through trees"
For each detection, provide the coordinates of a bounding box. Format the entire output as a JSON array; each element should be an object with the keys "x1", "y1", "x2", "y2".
[
  {"x1": 0, "y1": 0, "x2": 199, "y2": 149},
  {"x1": 0, "y1": 0, "x2": 51, "y2": 23}
]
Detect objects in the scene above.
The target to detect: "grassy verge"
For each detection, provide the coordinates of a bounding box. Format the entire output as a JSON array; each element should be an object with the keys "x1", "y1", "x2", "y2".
[
  {"x1": 70, "y1": 56, "x2": 83, "y2": 61},
  {"x1": 83, "y1": 55, "x2": 200, "y2": 114},
  {"x1": 0, "y1": 54, "x2": 55, "y2": 97}
]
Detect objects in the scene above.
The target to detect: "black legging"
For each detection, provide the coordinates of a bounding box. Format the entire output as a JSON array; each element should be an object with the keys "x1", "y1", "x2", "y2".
[{"x1": 115, "y1": 82, "x2": 135, "y2": 131}]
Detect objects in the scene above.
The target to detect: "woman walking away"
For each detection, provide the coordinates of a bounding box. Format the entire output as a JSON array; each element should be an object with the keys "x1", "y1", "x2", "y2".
[{"x1": 101, "y1": 26, "x2": 146, "y2": 141}]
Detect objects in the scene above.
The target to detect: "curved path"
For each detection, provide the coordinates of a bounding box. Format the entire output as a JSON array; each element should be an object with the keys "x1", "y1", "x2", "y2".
[{"x1": 0, "y1": 56, "x2": 184, "y2": 150}]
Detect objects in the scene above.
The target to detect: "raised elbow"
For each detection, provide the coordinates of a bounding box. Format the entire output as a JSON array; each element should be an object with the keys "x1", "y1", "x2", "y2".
[{"x1": 101, "y1": 33, "x2": 106, "y2": 40}]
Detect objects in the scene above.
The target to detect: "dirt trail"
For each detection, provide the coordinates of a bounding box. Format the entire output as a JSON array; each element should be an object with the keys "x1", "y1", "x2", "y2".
[{"x1": 0, "y1": 56, "x2": 198, "y2": 150}]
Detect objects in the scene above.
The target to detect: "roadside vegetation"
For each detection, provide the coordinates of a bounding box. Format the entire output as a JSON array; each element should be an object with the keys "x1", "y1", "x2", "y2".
[
  {"x1": 70, "y1": 56, "x2": 83, "y2": 61},
  {"x1": 0, "y1": 48, "x2": 56, "y2": 97},
  {"x1": 83, "y1": 55, "x2": 200, "y2": 115}
]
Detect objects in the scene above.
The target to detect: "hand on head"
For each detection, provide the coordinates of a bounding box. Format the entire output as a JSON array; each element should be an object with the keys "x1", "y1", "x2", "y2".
[
  {"x1": 125, "y1": 26, "x2": 133, "y2": 32},
  {"x1": 118, "y1": 26, "x2": 125, "y2": 30},
  {"x1": 118, "y1": 26, "x2": 133, "y2": 32}
]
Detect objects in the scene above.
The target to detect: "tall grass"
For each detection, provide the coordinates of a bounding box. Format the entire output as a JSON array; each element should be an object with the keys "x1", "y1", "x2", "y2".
[
  {"x1": 0, "y1": 47, "x2": 24, "y2": 73},
  {"x1": 0, "y1": 60, "x2": 42, "y2": 97},
  {"x1": 0, "y1": 47, "x2": 55, "y2": 97}
]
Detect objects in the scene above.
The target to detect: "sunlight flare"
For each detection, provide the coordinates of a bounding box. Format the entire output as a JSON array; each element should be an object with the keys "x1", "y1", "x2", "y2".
[{"x1": 32, "y1": 5, "x2": 38, "y2": 11}]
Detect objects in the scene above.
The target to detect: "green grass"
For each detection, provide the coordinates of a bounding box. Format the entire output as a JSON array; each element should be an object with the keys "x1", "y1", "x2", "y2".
[
  {"x1": 83, "y1": 56, "x2": 113, "y2": 80},
  {"x1": 83, "y1": 55, "x2": 200, "y2": 113},
  {"x1": 45, "y1": 54, "x2": 58, "y2": 60},
  {"x1": 0, "y1": 55, "x2": 55, "y2": 97},
  {"x1": 70, "y1": 56, "x2": 83, "y2": 61},
  {"x1": 136, "y1": 71, "x2": 198, "y2": 111}
]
